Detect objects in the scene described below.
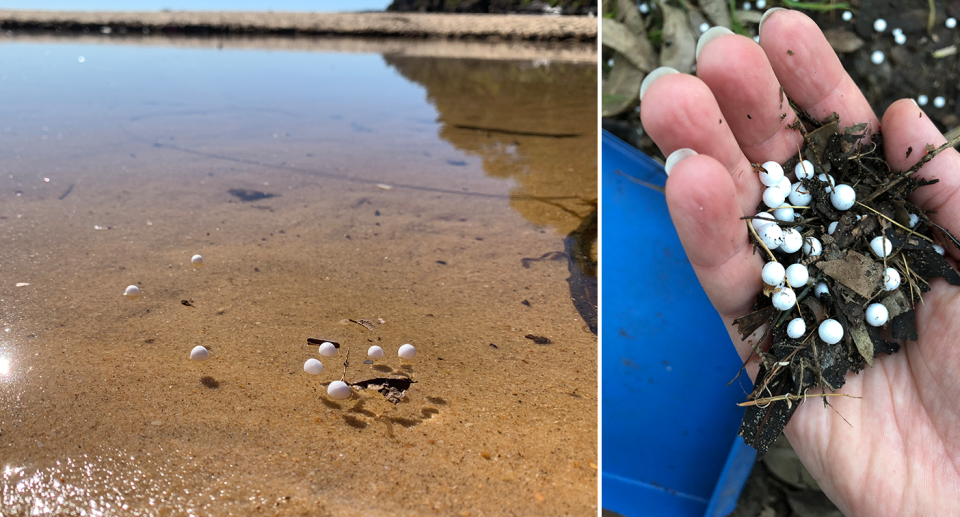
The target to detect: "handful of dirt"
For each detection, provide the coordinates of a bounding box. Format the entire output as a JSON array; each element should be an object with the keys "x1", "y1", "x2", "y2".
[{"x1": 734, "y1": 113, "x2": 960, "y2": 458}]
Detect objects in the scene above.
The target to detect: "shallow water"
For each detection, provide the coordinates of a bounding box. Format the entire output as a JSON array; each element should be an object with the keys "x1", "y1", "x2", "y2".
[{"x1": 0, "y1": 35, "x2": 597, "y2": 515}]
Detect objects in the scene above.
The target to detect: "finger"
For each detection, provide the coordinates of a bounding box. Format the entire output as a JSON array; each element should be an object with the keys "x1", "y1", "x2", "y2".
[
  {"x1": 759, "y1": 9, "x2": 879, "y2": 133},
  {"x1": 880, "y1": 99, "x2": 960, "y2": 257},
  {"x1": 641, "y1": 71, "x2": 761, "y2": 216},
  {"x1": 665, "y1": 152, "x2": 764, "y2": 360},
  {"x1": 695, "y1": 29, "x2": 804, "y2": 164}
]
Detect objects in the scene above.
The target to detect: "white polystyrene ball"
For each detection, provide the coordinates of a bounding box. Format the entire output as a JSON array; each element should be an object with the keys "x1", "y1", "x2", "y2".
[
  {"x1": 367, "y1": 345, "x2": 384, "y2": 360},
  {"x1": 830, "y1": 184, "x2": 856, "y2": 211},
  {"x1": 871, "y1": 51, "x2": 885, "y2": 65},
  {"x1": 817, "y1": 173, "x2": 835, "y2": 185},
  {"x1": 918, "y1": 95, "x2": 929, "y2": 106},
  {"x1": 934, "y1": 244, "x2": 945, "y2": 255},
  {"x1": 772, "y1": 287, "x2": 796, "y2": 311},
  {"x1": 759, "y1": 223, "x2": 784, "y2": 249},
  {"x1": 948, "y1": 17, "x2": 957, "y2": 29},
  {"x1": 124, "y1": 285, "x2": 141, "y2": 299},
  {"x1": 759, "y1": 161, "x2": 784, "y2": 187},
  {"x1": 777, "y1": 176, "x2": 792, "y2": 196},
  {"x1": 318, "y1": 342, "x2": 338, "y2": 357},
  {"x1": 870, "y1": 236, "x2": 893, "y2": 258},
  {"x1": 828, "y1": 221, "x2": 839, "y2": 235},
  {"x1": 191, "y1": 254, "x2": 204, "y2": 268},
  {"x1": 842, "y1": 10, "x2": 852, "y2": 21},
  {"x1": 814, "y1": 281, "x2": 829, "y2": 299},
  {"x1": 190, "y1": 345, "x2": 209, "y2": 361},
  {"x1": 327, "y1": 380, "x2": 352, "y2": 400},
  {"x1": 883, "y1": 268, "x2": 901, "y2": 291},
  {"x1": 894, "y1": 33, "x2": 906, "y2": 45},
  {"x1": 753, "y1": 212, "x2": 776, "y2": 230},
  {"x1": 934, "y1": 96, "x2": 946, "y2": 108},
  {"x1": 803, "y1": 237, "x2": 822, "y2": 257},
  {"x1": 788, "y1": 182, "x2": 812, "y2": 207},
  {"x1": 874, "y1": 18, "x2": 887, "y2": 32},
  {"x1": 761, "y1": 262, "x2": 785, "y2": 286},
  {"x1": 819, "y1": 319, "x2": 844, "y2": 344},
  {"x1": 786, "y1": 263, "x2": 809, "y2": 287},
  {"x1": 795, "y1": 160, "x2": 815, "y2": 180},
  {"x1": 866, "y1": 303, "x2": 889, "y2": 327},
  {"x1": 787, "y1": 318, "x2": 806, "y2": 339},
  {"x1": 774, "y1": 204, "x2": 794, "y2": 222},
  {"x1": 398, "y1": 344, "x2": 417, "y2": 360},
  {"x1": 908, "y1": 213, "x2": 920, "y2": 228},
  {"x1": 780, "y1": 228, "x2": 803, "y2": 254},
  {"x1": 303, "y1": 358, "x2": 323, "y2": 375},
  {"x1": 763, "y1": 186, "x2": 786, "y2": 208}
]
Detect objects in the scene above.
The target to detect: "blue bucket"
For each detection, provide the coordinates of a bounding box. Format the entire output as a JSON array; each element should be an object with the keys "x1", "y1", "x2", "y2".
[{"x1": 601, "y1": 131, "x2": 756, "y2": 516}]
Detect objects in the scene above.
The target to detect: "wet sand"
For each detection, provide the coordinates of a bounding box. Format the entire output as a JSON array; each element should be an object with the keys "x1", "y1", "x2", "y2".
[{"x1": 0, "y1": 41, "x2": 597, "y2": 515}]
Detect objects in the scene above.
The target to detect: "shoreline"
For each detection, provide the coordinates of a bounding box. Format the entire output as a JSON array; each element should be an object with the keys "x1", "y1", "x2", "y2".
[{"x1": 0, "y1": 10, "x2": 597, "y2": 42}]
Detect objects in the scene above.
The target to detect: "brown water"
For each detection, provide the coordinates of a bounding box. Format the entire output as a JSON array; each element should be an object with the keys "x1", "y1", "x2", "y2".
[{"x1": 0, "y1": 36, "x2": 597, "y2": 515}]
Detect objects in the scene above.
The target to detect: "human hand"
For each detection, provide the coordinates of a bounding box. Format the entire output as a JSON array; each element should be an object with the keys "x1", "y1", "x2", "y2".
[{"x1": 639, "y1": 9, "x2": 960, "y2": 516}]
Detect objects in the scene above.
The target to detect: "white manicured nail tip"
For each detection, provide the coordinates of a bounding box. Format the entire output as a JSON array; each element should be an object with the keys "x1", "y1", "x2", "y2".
[
  {"x1": 639, "y1": 67, "x2": 679, "y2": 101},
  {"x1": 664, "y1": 148, "x2": 698, "y2": 175},
  {"x1": 696, "y1": 26, "x2": 734, "y2": 60}
]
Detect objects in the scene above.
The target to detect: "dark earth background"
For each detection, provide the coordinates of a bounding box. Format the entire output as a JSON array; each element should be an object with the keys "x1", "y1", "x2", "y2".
[{"x1": 601, "y1": 0, "x2": 960, "y2": 516}]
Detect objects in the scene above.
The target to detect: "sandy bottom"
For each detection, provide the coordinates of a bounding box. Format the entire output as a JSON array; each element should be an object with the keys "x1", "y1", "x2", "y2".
[{"x1": 0, "y1": 45, "x2": 597, "y2": 516}]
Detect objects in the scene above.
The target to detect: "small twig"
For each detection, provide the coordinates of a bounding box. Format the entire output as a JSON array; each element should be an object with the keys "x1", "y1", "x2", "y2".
[
  {"x1": 341, "y1": 349, "x2": 351, "y2": 382},
  {"x1": 738, "y1": 392, "x2": 860, "y2": 407},
  {"x1": 856, "y1": 201, "x2": 933, "y2": 242},
  {"x1": 862, "y1": 136, "x2": 960, "y2": 204},
  {"x1": 747, "y1": 220, "x2": 778, "y2": 262}
]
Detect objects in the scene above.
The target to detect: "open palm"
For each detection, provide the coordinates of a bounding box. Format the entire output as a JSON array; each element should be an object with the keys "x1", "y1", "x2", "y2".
[{"x1": 639, "y1": 9, "x2": 960, "y2": 516}]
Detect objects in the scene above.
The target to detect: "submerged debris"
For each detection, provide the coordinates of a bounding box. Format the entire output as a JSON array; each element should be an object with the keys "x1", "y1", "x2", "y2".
[
  {"x1": 351, "y1": 377, "x2": 415, "y2": 405},
  {"x1": 736, "y1": 116, "x2": 960, "y2": 458}
]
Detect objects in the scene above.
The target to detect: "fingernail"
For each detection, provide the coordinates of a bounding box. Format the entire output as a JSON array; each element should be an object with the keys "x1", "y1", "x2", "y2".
[
  {"x1": 639, "y1": 67, "x2": 679, "y2": 101},
  {"x1": 696, "y1": 26, "x2": 734, "y2": 61},
  {"x1": 909, "y1": 98, "x2": 919, "y2": 107},
  {"x1": 664, "y1": 148, "x2": 698, "y2": 176},
  {"x1": 758, "y1": 8, "x2": 786, "y2": 40}
]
